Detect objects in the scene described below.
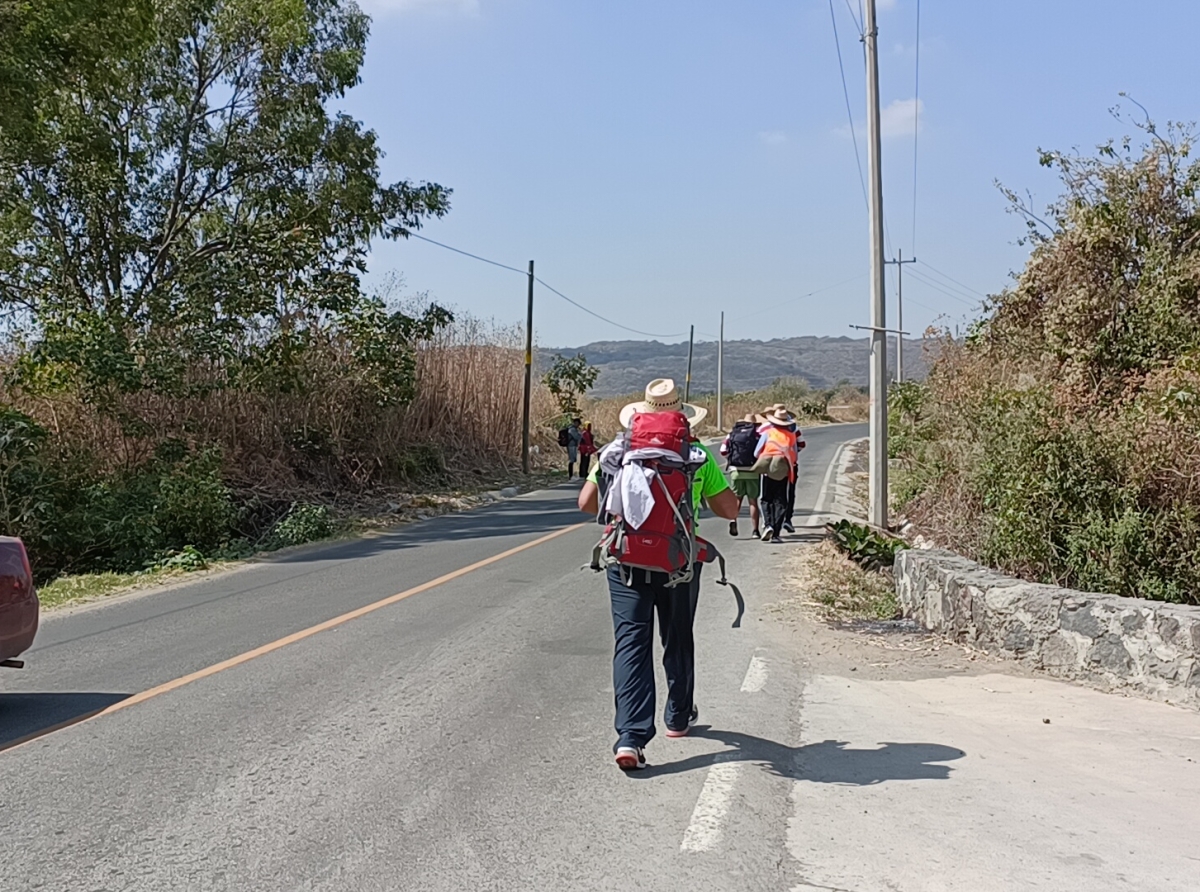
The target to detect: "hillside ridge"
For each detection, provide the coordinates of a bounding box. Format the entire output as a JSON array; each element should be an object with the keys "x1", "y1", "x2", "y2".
[{"x1": 540, "y1": 335, "x2": 934, "y2": 397}]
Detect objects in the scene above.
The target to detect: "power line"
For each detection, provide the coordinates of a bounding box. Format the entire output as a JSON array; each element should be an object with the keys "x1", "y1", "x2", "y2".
[
  {"x1": 843, "y1": 0, "x2": 864, "y2": 36},
  {"x1": 533, "y1": 276, "x2": 685, "y2": 339},
  {"x1": 407, "y1": 232, "x2": 529, "y2": 276},
  {"x1": 829, "y1": 0, "x2": 869, "y2": 212},
  {"x1": 733, "y1": 273, "x2": 868, "y2": 323},
  {"x1": 911, "y1": 0, "x2": 921, "y2": 254},
  {"x1": 408, "y1": 231, "x2": 685, "y2": 339},
  {"x1": 905, "y1": 267, "x2": 978, "y2": 306},
  {"x1": 915, "y1": 258, "x2": 990, "y2": 298}
]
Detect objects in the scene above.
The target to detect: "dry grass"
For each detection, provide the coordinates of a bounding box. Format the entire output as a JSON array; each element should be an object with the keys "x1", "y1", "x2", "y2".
[{"x1": 779, "y1": 540, "x2": 899, "y2": 621}]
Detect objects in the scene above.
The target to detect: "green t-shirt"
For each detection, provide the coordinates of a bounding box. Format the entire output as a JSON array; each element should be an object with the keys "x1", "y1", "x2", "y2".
[{"x1": 588, "y1": 441, "x2": 730, "y2": 513}]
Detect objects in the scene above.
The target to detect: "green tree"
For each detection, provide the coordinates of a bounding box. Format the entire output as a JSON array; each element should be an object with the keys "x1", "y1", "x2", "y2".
[
  {"x1": 543, "y1": 353, "x2": 598, "y2": 420},
  {"x1": 0, "y1": 0, "x2": 451, "y2": 404}
]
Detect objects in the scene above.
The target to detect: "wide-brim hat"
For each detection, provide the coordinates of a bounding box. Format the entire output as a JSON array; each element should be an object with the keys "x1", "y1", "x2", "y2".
[
  {"x1": 763, "y1": 409, "x2": 794, "y2": 427},
  {"x1": 619, "y1": 378, "x2": 708, "y2": 430},
  {"x1": 762, "y1": 403, "x2": 795, "y2": 423}
]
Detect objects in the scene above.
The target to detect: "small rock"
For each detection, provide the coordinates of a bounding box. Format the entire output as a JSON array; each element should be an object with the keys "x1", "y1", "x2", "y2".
[
  {"x1": 1042, "y1": 718, "x2": 1051, "y2": 724},
  {"x1": 499, "y1": 486, "x2": 519, "y2": 498}
]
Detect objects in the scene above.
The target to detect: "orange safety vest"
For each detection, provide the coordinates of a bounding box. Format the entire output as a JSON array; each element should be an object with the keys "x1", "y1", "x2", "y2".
[{"x1": 760, "y1": 427, "x2": 797, "y2": 479}]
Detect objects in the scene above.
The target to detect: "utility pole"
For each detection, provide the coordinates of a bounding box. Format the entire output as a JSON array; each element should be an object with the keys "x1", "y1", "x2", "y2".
[
  {"x1": 716, "y1": 312, "x2": 725, "y2": 430},
  {"x1": 864, "y1": 0, "x2": 888, "y2": 529},
  {"x1": 684, "y1": 324, "x2": 695, "y2": 403},
  {"x1": 521, "y1": 260, "x2": 534, "y2": 475},
  {"x1": 885, "y1": 250, "x2": 916, "y2": 382}
]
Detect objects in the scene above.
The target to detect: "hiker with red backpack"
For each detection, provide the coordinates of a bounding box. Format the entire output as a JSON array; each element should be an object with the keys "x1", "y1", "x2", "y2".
[
  {"x1": 577, "y1": 379, "x2": 738, "y2": 771},
  {"x1": 720, "y1": 413, "x2": 763, "y2": 539}
]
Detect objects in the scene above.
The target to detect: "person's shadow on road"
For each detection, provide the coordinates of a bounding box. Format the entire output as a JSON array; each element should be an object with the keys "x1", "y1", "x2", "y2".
[{"x1": 630, "y1": 727, "x2": 965, "y2": 784}]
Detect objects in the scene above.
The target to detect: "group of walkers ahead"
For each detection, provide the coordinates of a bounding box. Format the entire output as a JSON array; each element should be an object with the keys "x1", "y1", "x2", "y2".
[
  {"x1": 720, "y1": 403, "x2": 805, "y2": 544},
  {"x1": 558, "y1": 417, "x2": 596, "y2": 480}
]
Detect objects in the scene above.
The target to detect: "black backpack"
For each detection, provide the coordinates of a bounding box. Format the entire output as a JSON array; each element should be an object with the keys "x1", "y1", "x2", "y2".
[
  {"x1": 557, "y1": 426, "x2": 571, "y2": 447},
  {"x1": 726, "y1": 420, "x2": 759, "y2": 468}
]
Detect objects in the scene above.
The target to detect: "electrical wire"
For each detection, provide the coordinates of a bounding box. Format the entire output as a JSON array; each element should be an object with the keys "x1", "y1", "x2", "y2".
[
  {"x1": 904, "y1": 267, "x2": 978, "y2": 306},
  {"x1": 533, "y1": 276, "x2": 686, "y2": 339},
  {"x1": 732, "y1": 273, "x2": 868, "y2": 323},
  {"x1": 915, "y1": 258, "x2": 989, "y2": 298},
  {"x1": 911, "y1": 0, "x2": 921, "y2": 254},
  {"x1": 406, "y1": 231, "x2": 686, "y2": 339},
  {"x1": 843, "y1": 0, "x2": 864, "y2": 36},
  {"x1": 407, "y1": 232, "x2": 529, "y2": 276},
  {"x1": 830, "y1": 0, "x2": 869, "y2": 212}
]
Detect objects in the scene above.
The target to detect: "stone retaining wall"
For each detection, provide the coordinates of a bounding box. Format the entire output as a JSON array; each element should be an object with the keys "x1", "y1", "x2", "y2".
[{"x1": 894, "y1": 549, "x2": 1200, "y2": 709}]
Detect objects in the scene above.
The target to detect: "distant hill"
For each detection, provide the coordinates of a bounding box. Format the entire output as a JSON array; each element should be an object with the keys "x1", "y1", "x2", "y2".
[{"x1": 540, "y1": 336, "x2": 936, "y2": 397}]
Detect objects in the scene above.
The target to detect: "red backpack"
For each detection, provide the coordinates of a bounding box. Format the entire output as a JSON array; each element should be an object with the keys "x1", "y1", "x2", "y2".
[{"x1": 592, "y1": 411, "x2": 705, "y2": 588}]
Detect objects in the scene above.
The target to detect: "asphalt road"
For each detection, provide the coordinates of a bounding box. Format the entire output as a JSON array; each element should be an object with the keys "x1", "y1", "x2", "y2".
[{"x1": 4, "y1": 419, "x2": 1198, "y2": 891}]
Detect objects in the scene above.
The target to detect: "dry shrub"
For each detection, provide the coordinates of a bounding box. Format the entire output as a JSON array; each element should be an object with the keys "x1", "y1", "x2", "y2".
[{"x1": 893, "y1": 119, "x2": 1200, "y2": 604}]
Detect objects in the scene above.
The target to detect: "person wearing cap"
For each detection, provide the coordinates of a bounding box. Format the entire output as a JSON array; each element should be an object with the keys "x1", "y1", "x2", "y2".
[
  {"x1": 755, "y1": 408, "x2": 798, "y2": 544},
  {"x1": 577, "y1": 379, "x2": 738, "y2": 770}
]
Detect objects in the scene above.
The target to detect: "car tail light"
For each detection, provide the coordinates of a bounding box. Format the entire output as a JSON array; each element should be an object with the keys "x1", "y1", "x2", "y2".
[{"x1": 0, "y1": 537, "x2": 33, "y2": 606}]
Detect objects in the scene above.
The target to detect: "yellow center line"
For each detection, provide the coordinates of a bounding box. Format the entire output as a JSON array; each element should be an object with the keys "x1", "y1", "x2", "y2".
[{"x1": 3, "y1": 522, "x2": 587, "y2": 755}]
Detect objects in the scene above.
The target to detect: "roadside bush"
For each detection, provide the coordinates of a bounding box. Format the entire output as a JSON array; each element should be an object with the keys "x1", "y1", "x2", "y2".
[
  {"x1": 263, "y1": 503, "x2": 334, "y2": 550},
  {"x1": 893, "y1": 115, "x2": 1200, "y2": 604}
]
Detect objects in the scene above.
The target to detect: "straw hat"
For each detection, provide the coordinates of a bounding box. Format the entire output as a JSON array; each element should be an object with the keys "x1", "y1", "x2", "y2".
[
  {"x1": 619, "y1": 378, "x2": 708, "y2": 429},
  {"x1": 762, "y1": 403, "x2": 794, "y2": 423},
  {"x1": 762, "y1": 408, "x2": 794, "y2": 427}
]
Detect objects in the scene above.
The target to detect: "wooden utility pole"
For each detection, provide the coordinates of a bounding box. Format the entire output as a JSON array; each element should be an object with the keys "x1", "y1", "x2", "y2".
[
  {"x1": 716, "y1": 312, "x2": 725, "y2": 430},
  {"x1": 885, "y1": 250, "x2": 916, "y2": 382},
  {"x1": 521, "y1": 260, "x2": 534, "y2": 475},
  {"x1": 864, "y1": 0, "x2": 888, "y2": 528},
  {"x1": 684, "y1": 324, "x2": 695, "y2": 403}
]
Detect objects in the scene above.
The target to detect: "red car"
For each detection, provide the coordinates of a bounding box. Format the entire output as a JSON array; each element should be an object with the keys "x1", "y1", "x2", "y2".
[{"x1": 0, "y1": 537, "x2": 38, "y2": 668}]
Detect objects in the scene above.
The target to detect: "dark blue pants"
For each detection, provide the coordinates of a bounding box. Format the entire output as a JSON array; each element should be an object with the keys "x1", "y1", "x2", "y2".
[{"x1": 607, "y1": 564, "x2": 702, "y2": 749}]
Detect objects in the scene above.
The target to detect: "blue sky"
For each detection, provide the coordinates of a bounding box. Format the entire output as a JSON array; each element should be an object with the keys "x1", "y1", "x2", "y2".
[{"x1": 344, "y1": 0, "x2": 1200, "y2": 347}]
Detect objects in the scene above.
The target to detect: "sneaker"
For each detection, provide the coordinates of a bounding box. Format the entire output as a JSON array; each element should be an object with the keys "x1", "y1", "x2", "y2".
[
  {"x1": 751, "y1": 529, "x2": 761, "y2": 539},
  {"x1": 728, "y1": 520, "x2": 738, "y2": 537},
  {"x1": 761, "y1": 527, "x2": 774, "y2": 542},
  {"x1": 665, "y1": 706, "x2": 700, "y2": 738},
  {"x1": 782, "y1": 522, "x2": 795, "y2": 533},
  {"x1": 770, "y1": 535, "x2": 783, "y2": 544},
  {"x1": 615, "y1": 746, "x2": 646, "y2": 770}
]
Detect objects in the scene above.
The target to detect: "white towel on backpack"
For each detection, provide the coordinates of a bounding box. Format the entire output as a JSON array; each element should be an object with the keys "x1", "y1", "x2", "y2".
[{"x1": 618, "y1": 464, "x2": 656, "y2": 530}]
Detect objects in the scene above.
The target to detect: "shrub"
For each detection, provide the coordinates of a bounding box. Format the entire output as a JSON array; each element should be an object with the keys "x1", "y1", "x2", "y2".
[
  {"x1": 893, "y1": 115, "x2": 1200, "y2": 604},
  {"x1": 264, "y1": 503, "x2": 334, "y2": 550}
]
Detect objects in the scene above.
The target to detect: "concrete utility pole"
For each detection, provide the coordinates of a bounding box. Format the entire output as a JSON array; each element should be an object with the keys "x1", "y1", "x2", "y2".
[
  {"x1": 521, "y1": 260, "x2": 534, "y2": 475},
  {"x1": 864, "y1": 0, "x2": 888, "y2": 528},
  {"x1": 885, "y1": 250, "x2": 916, "y2": 382},
  {"x1": 684, "y1": 324, "x2": 695, "y2": 403},
  {"x1": 716, "y1": 312, "x2": 725, "y2": 430}
]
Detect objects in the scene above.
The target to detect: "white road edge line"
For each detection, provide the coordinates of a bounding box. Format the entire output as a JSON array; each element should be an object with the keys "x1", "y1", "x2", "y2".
[
  {"x1": 812, "y1": 442, "x2": 845, "y2": 518},
  {"x1": 740, "y1": 653, "x2": 768, "y2": 693},
  {"x1": 680, "y1": 758, "x2": 743, "y2": 853}
]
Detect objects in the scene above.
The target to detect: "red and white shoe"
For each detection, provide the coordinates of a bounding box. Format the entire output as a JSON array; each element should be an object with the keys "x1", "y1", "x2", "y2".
[
  {"x1": 615, "y1": 746, "x2": 646, "y2": 770},
  {"x1": 665, "y1": 706, "x2": 700, "y2": 738}
]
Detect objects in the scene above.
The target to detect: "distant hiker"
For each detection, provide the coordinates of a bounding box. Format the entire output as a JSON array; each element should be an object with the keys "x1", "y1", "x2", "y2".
[
  {"x1": 578, "y1": 422, "x2": 597, "y2": 480},
  {"x1": 754, "y1": 408, "x2": 798, "y2": 544},
  {"x1": 720, "y1": 413, "x2": 762, "y2": 539},
  {"x1": 762, "y1": 404, "x2": 805, "y2": 533},
  {"x1": 577, "y1": 378, "x2": 738, "y2": 770},
  {"x1": 561, "y1": 417, "x2": 584, "y2": 478}
]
